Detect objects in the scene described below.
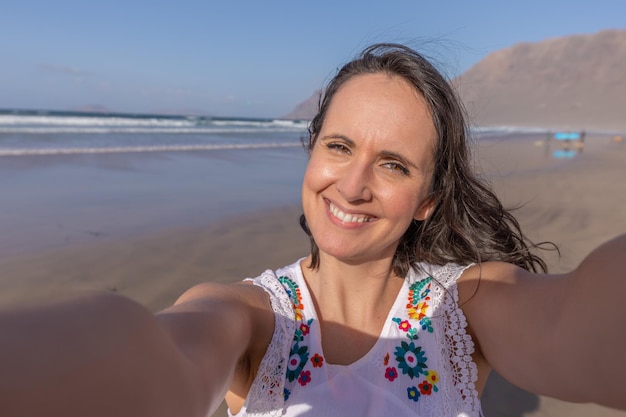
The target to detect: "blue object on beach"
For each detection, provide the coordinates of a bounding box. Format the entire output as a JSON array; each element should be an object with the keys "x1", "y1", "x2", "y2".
[
  {"x1": 554, "y1": 132, "x2": 581, "y2": 141},
  {"x1": 553, "y1": 149, "x2": 577, "y2": 159}
]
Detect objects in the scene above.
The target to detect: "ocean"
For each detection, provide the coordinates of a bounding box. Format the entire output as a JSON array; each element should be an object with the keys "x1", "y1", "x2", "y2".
[
  {"x1": 0, "y1": 109, "x2": 546, "y2": 257},
  {"x1": 0, "y1": 109, "x2": 316, "y2": 257},
  {"x1": 0, "y1": 109, "x2": 309, "y2": 156}
]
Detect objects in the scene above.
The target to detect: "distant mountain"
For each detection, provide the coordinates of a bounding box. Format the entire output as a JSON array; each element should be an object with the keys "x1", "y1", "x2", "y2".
[
  {"x1": 285, "y1": 30, "x2": 626, "y2": 131},
  {"x1": 455, "y1": 29, "x2": 626, "y2": 132},
  {"x1": 283, "y1": 90, "x2": 321, "y2": 120}
]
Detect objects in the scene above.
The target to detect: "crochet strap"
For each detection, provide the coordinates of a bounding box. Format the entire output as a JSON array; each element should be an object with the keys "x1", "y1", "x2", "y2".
[{"x1": 243, "y1": 270, "x2": 295, "y2": 416}]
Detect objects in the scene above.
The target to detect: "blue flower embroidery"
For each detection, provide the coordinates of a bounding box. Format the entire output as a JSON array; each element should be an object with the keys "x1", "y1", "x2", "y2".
[
  {"x1": 286, "y1": 342, "x2": 310, "y2": 382},
  {"x1": 407, "y1": 386, "x2": 420, "y2": 402},
  {"x1": 394, "y1": 341, "x2": 428, "y2": 379}
]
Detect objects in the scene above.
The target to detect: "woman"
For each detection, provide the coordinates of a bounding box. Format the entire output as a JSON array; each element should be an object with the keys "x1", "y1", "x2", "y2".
[{"x1": 1, "y1": 44, "x2": 624, "y2": 417}]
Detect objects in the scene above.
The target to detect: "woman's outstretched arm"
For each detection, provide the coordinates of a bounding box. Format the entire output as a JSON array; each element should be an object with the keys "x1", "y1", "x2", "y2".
[
  {"x1": 460, "y1": 233, "x2": 626, "y2": 410},
  {"x1": 0, "y1": 281, "x2": 273, "y2": 417}
]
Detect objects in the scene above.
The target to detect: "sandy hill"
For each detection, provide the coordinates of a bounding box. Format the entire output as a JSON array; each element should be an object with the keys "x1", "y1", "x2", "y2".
[
  {"x1": 456, "y1": 29, "x2": 626, "y2": 132},
  {"x1": 283, "y1": 90, "x2": 321, "y2": 120},
  {"x1": 286, "y1": 30, "x2": 626, "y2": 132}
]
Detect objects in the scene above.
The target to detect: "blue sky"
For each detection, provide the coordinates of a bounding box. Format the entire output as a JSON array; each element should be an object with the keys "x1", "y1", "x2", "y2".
[{"x1": 1, "y1": 1, "x2": 624, "y2": 118}]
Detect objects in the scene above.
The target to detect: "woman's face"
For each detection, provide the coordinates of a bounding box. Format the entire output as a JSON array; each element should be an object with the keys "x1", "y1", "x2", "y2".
[{"x1": 301, "y1": 73, "x2": 437, "y2": 266}]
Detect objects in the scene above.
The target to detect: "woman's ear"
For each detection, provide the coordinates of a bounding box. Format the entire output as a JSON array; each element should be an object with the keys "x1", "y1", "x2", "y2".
[{"x1": 413, "y1": 195, "x2": 437, "y2": 221}]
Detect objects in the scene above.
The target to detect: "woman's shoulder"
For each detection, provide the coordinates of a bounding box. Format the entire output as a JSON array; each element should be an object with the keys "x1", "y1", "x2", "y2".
[
  {"x1": 411, "y1": 261, "x2": 476, "y2": 289},
  {"x1": 459, "y1": 261, "x2": 526, "y2": 281},
  {"x1": 176, "y1": 277, "x2": 272, "y2": 316},
  {"x1": 175, "y1": 279, "x2": 276, "y2": 350},
  {"x1": 457, "y1": 261, "x2": 517, "y2": 295},
  {"x1": 178, "y1": 259, "x2": 303, "y2": 311},
  {"x1": 455, "y1": 261, "x2": 565, "y2": 317}
]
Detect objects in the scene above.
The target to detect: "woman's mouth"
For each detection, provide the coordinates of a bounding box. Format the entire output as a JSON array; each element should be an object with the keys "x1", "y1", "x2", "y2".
[{"x1": 329, "y1": 202, "x2": 373, "y2": 224}]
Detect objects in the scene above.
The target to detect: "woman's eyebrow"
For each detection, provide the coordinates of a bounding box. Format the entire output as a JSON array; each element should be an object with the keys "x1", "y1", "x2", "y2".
[
  {"x1": 319, "y1": 133, "x2": 354, "y2": 145},
  {"x1": 380, "y1": 150, "x2": 419, "y2": 170}
]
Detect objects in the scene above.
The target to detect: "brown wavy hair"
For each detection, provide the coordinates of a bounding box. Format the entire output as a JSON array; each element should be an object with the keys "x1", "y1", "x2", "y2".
[{"x1": 299, "y1": 43, "x2": 552, "y2": 277}]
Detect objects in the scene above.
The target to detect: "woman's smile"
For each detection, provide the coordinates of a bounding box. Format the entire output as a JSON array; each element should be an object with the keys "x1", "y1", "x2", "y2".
[{"x1": 327, "y1": 200, "x2": 375, "y2": 225}]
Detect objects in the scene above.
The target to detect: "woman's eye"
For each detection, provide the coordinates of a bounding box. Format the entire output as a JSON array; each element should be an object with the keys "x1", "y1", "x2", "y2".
[
  {"x1": 326, "y1": 143, "x2": 350, "y2": 154},
  {"x1": 383, "y1": 162, "x2": 410, "y2": 175}
]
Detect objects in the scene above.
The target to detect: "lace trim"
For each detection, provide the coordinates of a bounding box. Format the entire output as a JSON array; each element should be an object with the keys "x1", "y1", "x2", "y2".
[
  {"x1": 240, "y1": 270, "x2": 295, "y2": 417},
  {"x1": 424, "y1": 263, "x2": 481, "y2": 417}
]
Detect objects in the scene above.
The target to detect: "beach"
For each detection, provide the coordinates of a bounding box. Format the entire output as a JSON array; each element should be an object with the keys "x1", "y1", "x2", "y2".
[{"x1": 1, "y1": 131, "x2": 625, "y2": 416}]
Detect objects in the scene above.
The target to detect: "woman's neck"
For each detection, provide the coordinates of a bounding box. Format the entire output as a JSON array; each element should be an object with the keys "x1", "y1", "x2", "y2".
[
  {"x1": 299, "y1": 254, "x2": 406, "y2": 365},
  {"x1": 300, "y1": 254, "x2": 404, "y2": 330}
]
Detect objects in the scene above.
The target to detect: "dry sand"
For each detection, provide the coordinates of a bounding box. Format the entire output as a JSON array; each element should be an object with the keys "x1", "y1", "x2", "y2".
[
  {"x1": 474, "y1": 134, "x2": 626, "y2": 417},
  {"x1": 1, "y1": 133, "x2": 625, "y2": 416}
]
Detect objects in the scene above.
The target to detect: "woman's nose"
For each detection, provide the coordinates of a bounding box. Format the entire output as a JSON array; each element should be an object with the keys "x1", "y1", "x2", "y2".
[{"x1": 336, "y1": 159, "x2": 373, "y2": 203}]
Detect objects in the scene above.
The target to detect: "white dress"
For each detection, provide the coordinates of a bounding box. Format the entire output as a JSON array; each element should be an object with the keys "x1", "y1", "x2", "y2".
[{"x1": 229, "y1": 260, "x2": 482, "y2": 417}]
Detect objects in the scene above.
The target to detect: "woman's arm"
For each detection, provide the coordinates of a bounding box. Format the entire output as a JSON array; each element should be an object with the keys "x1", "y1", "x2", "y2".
[
  {"x1": 459, "y1": 233, "x2": 626, "y2": 410},
  {"x1": 157, "y1": 281, "x2": 275, "y2": 414},
  {"x1": 0, "y1": 281, "x2": 273, "y2": 417},
  {"x1": 0, "y1": 292, "x2": 206, "y2": 417}
]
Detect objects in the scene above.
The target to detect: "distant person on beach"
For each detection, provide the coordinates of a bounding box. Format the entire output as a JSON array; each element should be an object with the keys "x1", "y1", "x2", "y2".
[{"x1": 1, "y1": 44, "x2": 624, "y2": 417}]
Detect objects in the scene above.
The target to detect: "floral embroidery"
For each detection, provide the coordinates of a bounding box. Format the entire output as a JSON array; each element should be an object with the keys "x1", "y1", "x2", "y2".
[
  {"x1": 394, "y1": 341, "x2": 428, "y2": 379},
  {"x1": 292, "y1": 318, "x2": 312, "y2": 342},
  {"x1": 279, "y1": 276, "x2": 304, "y2": 321},
  {"x1": 298, "y1": 370, "x2": 312, "y2": 386},
  {"x1": 420, "y1": 371, "x2": 440, "y2": 394},
  {"x1": 407, "y1": 386, "x2": 420, "y2": 402},
  {"x1": 426, "y1": 370, "x2": 439, "y2": 384},
  {"x1": 385, "y1": 367, "x2": 398, "y2": 382},
  {"x1": 407, "y1": 278, "x2": 434, "y2": 333},
  {"x1": 383, "y1": 276, "x2": 441, "y2": 405},
  {"x1": 286, "y1": 342, "x2": 309, "y2": 382},
  {"x1": 393, "y1": 317, "x2": 418, "y2": 340},
  {"x1": 419, "y1": 316, "x2": 433, "y2": 332},
  {"x1": 418, "y1": 380, "x2": 433, "y2": 395},
  {"x1": 311, "y1": 353, "x2": 324, "y2": 368},
  {"x1": 283, "y1": 388, "x2": 291, "y2": 401},
  {"x1": 280, "y1": 276, "x2": 321, "y2": 390}
]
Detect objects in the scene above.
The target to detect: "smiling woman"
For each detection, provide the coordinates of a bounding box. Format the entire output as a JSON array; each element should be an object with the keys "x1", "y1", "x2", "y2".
[
  {"x1": 0, "y1": 43, "x2": 625, "y2": 417},
  {"x1": 301, "y1": 73, "x2": 437, "y2": 267}
]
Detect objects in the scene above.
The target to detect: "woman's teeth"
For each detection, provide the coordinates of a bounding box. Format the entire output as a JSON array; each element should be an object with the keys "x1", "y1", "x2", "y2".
[{"x1": 329, "y1": 203, "x2": 372, "y2": 223}]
